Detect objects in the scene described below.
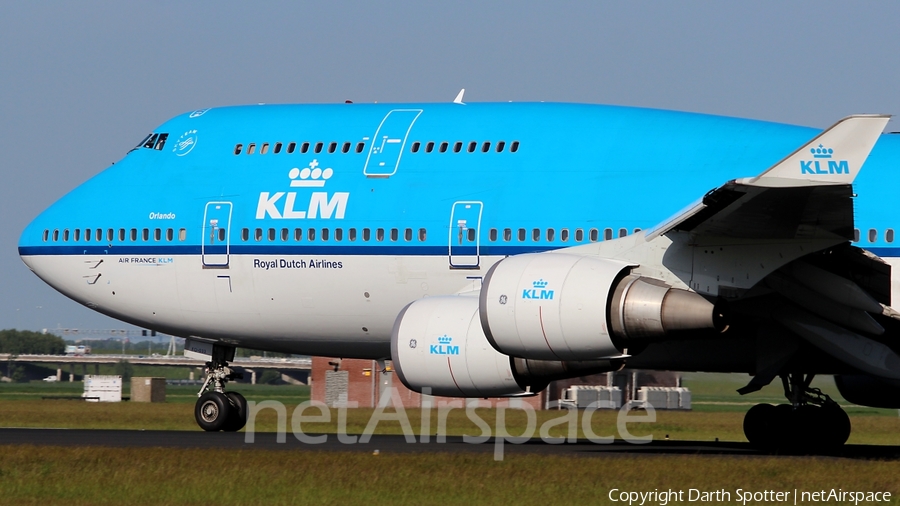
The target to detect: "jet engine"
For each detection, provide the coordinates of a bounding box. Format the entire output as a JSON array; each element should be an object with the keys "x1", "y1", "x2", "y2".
[
  {"x1": 480, "y1": 253, "x2": 727, "y2": 361},
  {"x1": 391, "y1": 296, "x2": 622, "y2": 397}
]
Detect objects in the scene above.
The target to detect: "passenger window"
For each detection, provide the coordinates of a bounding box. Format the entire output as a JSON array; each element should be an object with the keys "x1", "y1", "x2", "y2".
[
  {"x1": 404, "y1": 228, "x2": 412, "y2": 241},
  {"x1": 129, "y1": 228, "x2": 136, "y2": 241},
  {"x1": 281, "y1": 228, "x2": 289, "y2": 241},
  {"x1": 411, "y1": 141, "x2": 420, "y2": 153},
  {"x1": 503, "y1": 228, "x2": 512, "y2": 241},
  {"x1": 496, "y1": 141, "x2": 505, "y2": 152},
  {"x1": 53, "y1": 229, "x2": 59, "y2": 241},
  {"x1": 560, "y1": 229, "x2": 569, "y2": 242},
  {"x1": 179, "y1": 228, "x2": 187, "y2": 241},
  {"x1": 295, "y1": 228, "x2": 303, "y2": 241},
  {"x1": 356, "y1": 142, "x2": 365, "y2": 153},
  {"x1": 42, "y1": 230, "x2": 48, "y2": 242},
  {"x1": 255, "y1": 228, "x2": 263, "y2": 241},
  {"x1": 63, "y1": 229, "x2": 70, "y2": 241},
  {"x1": 268, "y1": 228, "x2": 275, "y2": 241},
  {"x1": 482, "y1": 141, "x2": 491, "y2": 153},
  {"x1": 118, "y1": 229, "x2": 125, "y2": 242},
  {"x1": 321, "y1": 228, "x2": 329, "y2": 241},
  {"x1": 590, "y1": 229, "x2": 599, "y2": 242},
  {"x1": 575, "y1": 228, "x2": 584, "y2": 242},
  {"x1": 425, "y1": 142, "x2": 434, "y2": 153},
  {"x1": 453, "y1": 141, "x2": 462, "y2": 153},
  {"x1": 532, "y1": 228, "x2": 540, "y2": 241},
  {"x1": 247, "y1": 143, "x2": 256, "y2": 155},
  {"x1": 154, "y1": 228, "x2": 161, "y2": 241},
  {"x1": 314, "y1": 142, "x2": 323, "y2": 153},
  {"x1": 274, "y1": 142, "x2": 282, "y2": 154},
  {"x1": 342, "y1": 142, "x2": 351, "y2": 153},
  {"x1": 153, "y1": 134, "x2": 168, "y2": 150},
  {"x1": 390, "y1": 228, "x2": 398, "y2": 241},
  {"x1": 634, "y1": 228, "x2": 642, "y2": 234},
  {"x1": 166, "y1": 228, "x2": 173, "y2": 241},
  {"x1": 377, "y1": 228, "x2": 385, "y2": 241},
  {"x1": 349, "y1": 228, "x2": 357, "y2": 241},
  {"x1": 489, "y1": 229, "x2": 498, "y2": 241},
  {"x1": 218, "y1": 228, "x2": 225, "y2": 242},
  {"x1": 547, "y1": 229, "x2": 555, "y2": 242},
  {"x1": 328, "y1": 142, "x2": 337, "y2": 153},
  {"x1": 468, "y1": 228, "x2": 476, "y2": 242},
  {"x1": 107, "y1": 229, "x2": 114, "y2": 242},
  {"x1": 418, "y1": 228, "x2": 427, "y2": 241},
  {"x1": 887, "y1": 229, "x2": 895, "y2": 243},
  {"x1": 363, "y1": 228, "x2": 371, "y2": 241},
  {"x1": 308, "y1": 228, "x2": 316, "y2": 241},
  {"x1": 853, "y1": 228, "x2": 859, "y2": 242},
  {"x1": 510, "y1": 141, "x2": 519, "y2": 152},
  {"x1": 518, "y1": 228, "x2": 526, "y2": 241},
  {"x1": 234, "y1": 144, "x2": 243, "y2": 155},
  {"x1": 868, "y1": 229, "x2": 877, "y2": 243},
  {"x1": 96, "y1": 229, "x2": 102, "y2": 242},
  {"x1": 335, "y1": 228, "x2": 343, "y2": 241},
  {"x1": 74, "y1": 229, "x2": 80, "y2": 241},
  {"x1": 619, "y1": 228, "x2": 627, "y2": 238},
  {"x1": 301, "y1": 142, "x2": 310, "y2": 154},
  {"x1": 439, "y1": 142, "x2": 448, "y2": 153},
  {"x1": 142, "y1": 228, "x2": 149, "y2": 241},
  {"x1": 261, "y1": 143, "x2": 269, "y2": 155},
  {"x1": 84, "y1": 229, "x2": 91, "y2": 242},
  {"x1": 287, "y1": 142, "x2": 296, "y2": 154},
  {"x1": 468, "y1": 141, "x2": 477, "y2": 153},
  {"x1": 241, "y1": 228, "x2": 249, "y2": 241},
  {"x1": 143, "y1": 134, "x2": 158, "y2": 149}
]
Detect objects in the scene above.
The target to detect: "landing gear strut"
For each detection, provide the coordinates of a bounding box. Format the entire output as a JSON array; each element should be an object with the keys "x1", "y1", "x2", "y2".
[
  {"x1": 193, "y1": 344, "x2": 248, "y2": 432},
  {"x1": 743, "y1": 373, "x2": 850, "y2": 450}
]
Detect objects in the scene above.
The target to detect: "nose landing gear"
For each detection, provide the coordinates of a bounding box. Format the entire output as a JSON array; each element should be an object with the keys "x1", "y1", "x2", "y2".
[
  {"x1": 193, "y1": 345, "x2": 248, "y2": 432},
  {"x1": 743, "y1": 373, "x2": 851, "y2": 450}
]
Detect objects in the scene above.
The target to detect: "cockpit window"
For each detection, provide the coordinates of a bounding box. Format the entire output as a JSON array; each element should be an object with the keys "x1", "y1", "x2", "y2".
[{"x1": 131, "y1": 132, "x2": 169, "y2": 153}]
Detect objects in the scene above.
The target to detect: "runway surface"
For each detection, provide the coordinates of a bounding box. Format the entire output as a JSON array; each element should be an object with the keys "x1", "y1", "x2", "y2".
[{"x1": 1, "y1": 428, "x2": 898, "y2": 458}]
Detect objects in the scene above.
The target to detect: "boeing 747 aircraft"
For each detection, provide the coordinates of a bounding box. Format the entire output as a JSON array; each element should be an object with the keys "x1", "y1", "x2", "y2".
[{"x1": 18, "y1": 100, "x2": 900, "y2": 447}]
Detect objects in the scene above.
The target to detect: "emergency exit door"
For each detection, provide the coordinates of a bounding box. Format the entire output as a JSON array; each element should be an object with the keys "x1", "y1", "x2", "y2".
[{"x1": 202, "y1": 202, "x2": 232, "y2": 267}]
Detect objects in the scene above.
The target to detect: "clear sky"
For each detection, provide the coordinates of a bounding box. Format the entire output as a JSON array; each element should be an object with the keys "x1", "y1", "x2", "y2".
[{"x1": 2, "y1": 1, "x2": 899, "y2": 333}]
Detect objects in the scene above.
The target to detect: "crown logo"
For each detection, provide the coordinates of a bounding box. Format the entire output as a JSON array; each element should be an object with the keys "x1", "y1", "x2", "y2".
[
  {"x1": 810, "y1": 144, "x2": 833, "y2": 159},
  {"x1": 437, "y1": 335, "x2": 452, "y2": 344},
  {"x1": 532, "y1": 279, "x2": 549, "y2": 289},
  {"x1": 290, "y1": 159, "x2": 334, "y2": 187}
]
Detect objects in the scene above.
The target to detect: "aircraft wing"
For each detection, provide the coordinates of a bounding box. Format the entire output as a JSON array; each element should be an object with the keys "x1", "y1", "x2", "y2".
[{"x1": 645, "y1": 115, "x2": 890, "y2": 242}]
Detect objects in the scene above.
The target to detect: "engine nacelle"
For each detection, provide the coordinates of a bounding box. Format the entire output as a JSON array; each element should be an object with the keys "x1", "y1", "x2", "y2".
[
  {"x1": 391, "y1": 296, "x2": 525, "y2": 397},
  {"x1": 834, "y1": 374, "x2": 900, "y2": 409},
  {"x1": 391, "y1": 295, "x2": 624, "y2": 397},
  {"x1": 480, "y1": 253, "x2": 726, "y2": 361}
]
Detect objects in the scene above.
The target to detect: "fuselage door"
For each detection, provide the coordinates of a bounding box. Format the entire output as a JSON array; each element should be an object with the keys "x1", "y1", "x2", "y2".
[
  {"x1": 363, "y1": 109, "x2": 422, "y2": 177},
  {"x1": 202, "y1": 201, "x2": 232, "y2": 268},
  {"x1": 449, "y1": 201, "x2": 483, "y2": 269}
]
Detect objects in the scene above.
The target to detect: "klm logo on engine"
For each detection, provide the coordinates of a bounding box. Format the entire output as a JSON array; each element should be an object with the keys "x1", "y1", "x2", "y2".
[
  {"x1": 522, "y1": 279, "x2": 554, "y2": 300},
  {"x1": 800, "y1": 144, "x2": 849, "y2": 175},
  {"x1": 256, "y1": 160, "x2": 349, "y2": 219},
  {"x1": 429, "y1": 335, "x2": 460, "y2": 356}
]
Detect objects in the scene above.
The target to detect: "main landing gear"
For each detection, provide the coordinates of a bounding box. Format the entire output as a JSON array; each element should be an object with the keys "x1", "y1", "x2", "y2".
[
  {"x1": 743, "y1": 373, "x2": 851, "y2": 450},
  {"x1": 194, "y1": 345, "x2": 248, "y2": 432}
]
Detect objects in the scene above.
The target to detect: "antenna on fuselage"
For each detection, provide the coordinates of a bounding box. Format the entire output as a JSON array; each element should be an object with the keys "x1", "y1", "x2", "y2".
[{"x1": 453, "y1": 88, "x2": 465, "y2": 105}]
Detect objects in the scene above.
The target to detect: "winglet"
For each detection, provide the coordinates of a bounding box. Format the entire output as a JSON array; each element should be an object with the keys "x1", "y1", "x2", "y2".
[
  {"x1": 453, "y1": 88, "x2": 465, "y2": 105},
  {"x1": 738, "y1": 114, "x2": 890, "y2": 187}
]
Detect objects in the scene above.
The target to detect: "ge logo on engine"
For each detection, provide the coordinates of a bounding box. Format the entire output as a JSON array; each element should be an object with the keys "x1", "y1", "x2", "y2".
[{"x1": 499, "y1": 295, "x2": 508, "y2": 305}]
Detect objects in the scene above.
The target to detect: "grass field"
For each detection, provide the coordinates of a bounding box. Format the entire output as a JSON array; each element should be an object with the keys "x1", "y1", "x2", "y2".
[
  {"x1": 0, "y1": 446, "x2": 897, "y2": 506},
  {"x1": 1, "y1": 374, "x2": 899, "y2": 505}
]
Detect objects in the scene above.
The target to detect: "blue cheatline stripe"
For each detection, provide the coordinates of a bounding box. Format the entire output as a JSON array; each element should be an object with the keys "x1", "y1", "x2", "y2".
[
  {"x1": 17, "y1": 244, "x2": 562, "y2": 257},
  {"x1": 861, "y1": 247, "x2": 900, "y2": 258}
]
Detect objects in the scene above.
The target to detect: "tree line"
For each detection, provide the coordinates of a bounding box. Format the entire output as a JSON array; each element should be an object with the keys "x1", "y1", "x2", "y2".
[{"x1": 0, "y1": 329, "x2": 65, "y2": 355}]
